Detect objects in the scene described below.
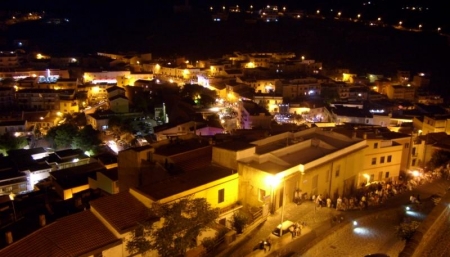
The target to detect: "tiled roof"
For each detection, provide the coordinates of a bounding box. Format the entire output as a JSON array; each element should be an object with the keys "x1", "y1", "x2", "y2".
[
  {"x1": 0, "y1": 211, "x2": 120, "y2": 257},
  {"x1": 90, "y1": 191, "x2": 152, "y2": 234}
]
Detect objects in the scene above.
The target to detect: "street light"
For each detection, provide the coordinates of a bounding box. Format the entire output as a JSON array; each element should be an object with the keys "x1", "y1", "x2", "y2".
[
  {"x1": 9, "y1": 193, "x2": 17, "y2": 221},
  {"x1": 266, "y1": 174, "x2": 286, "y2": 235}
]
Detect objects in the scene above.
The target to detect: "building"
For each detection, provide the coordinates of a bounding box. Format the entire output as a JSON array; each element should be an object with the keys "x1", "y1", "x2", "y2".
[
  {"x1": 386, "y1": 84, "x2": 416, "y2": 101},
  {"x1": 0, "y1": 210, "x2": 122, "y2": 257},
  {"x1": 239, "y1": 100, "x2": 272, "y2": 129},
  {"x1": 51, "y1": 161, "x2": 106, "y2": 200},
  {"x1": 0, "y1": 87, "x2": 15, "y2": 108},
  {"x1": 108, "y1": 95, "x2": 129, "y2": 113},
  {"x1": 212, "y1": 128, "x2": 367, "y2": 213},
  {"x1": 253, "y1": 93, "x2": 283, "y2": 114}
]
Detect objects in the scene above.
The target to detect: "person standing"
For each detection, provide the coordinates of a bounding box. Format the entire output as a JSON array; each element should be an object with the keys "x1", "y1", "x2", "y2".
[
  {"x1": 327, "y1": 197, "x2": 332, "y2": 208},
  {"x1": 336, "y1": 196, "x2": 342, "y2": 210}
]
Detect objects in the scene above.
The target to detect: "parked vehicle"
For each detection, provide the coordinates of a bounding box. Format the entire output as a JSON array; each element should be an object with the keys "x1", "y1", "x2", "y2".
[{"x1": 272, "y1": 220, "x2": 295, "y2": 237}]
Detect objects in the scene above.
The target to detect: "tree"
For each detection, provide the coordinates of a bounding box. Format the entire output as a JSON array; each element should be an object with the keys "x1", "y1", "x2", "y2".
[
  {"x1": 0, "y1": 133, "x2": 28, "y2": 156},
  {"x1": 46, "y1": 123, "x2": 79, "y2": 149},
  {"x1": 428, "y1": 150, "x2": 450, "y2": 170},
  {"x1": 72, "y1": 125, "x2": 102, "y2": 154},
  {"x1": 127, "y1": 197, "x2": 219, "y2": 257}
]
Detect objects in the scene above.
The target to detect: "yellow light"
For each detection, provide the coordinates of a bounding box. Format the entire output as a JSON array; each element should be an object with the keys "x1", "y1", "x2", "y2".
[
  {"x1": 266, "y1": 175, "x2": 281, "y2": 187},
  {"x1": 57, "y1": 112, "x2": 62, "y2": 116},
  {"x1": 36, "y1": 53, "x2": 42, "y2": 59}
]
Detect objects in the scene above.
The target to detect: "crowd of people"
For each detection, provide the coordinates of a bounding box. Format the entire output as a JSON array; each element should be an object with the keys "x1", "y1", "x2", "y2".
[{"x1": 310, "y1": 169, "x2": 445, "y2": 212}]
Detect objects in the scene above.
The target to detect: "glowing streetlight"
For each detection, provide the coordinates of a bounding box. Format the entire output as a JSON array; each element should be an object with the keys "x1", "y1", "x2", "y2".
[
  {"x1": 317, "y1": 10, "x2": 320, "y2": 14},
  {"x1": 399, "y1": 21, "x2": 403, "y2": 26},
  {"x1": 9, "y1": 193, "x2": 17, "y2": 221},
  {"x1": 418, "y1": 24, "x2": 422, "y2": 29},
  {"x1": 377, "y1": 17, "x2": 381, "y2": 21},
  {"x1": 301, "y1": 56, "x2": 305, "y2": 61},
  {"x1": 357, "y1": 14, "x2": 361, "y2": 18},
  {"x1": 210, "y1": 6, "x2": 213, "y2": 11},
  {"x1": 338, "y1": 12, "x2": 342, "y2": 17},
  {"x1": 437, "y1": 27, "x2": 441, "y2": 32}
]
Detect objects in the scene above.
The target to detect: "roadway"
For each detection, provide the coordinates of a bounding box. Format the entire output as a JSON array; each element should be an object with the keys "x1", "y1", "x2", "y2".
[{"x1": 221, "y1": 178, "x2": 450, "y2": 257}]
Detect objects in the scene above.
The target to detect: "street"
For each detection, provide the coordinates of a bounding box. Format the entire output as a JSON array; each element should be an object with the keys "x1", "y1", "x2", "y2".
[{"x1": 222, "y1": 178, "x2": 450, "y2": 257}]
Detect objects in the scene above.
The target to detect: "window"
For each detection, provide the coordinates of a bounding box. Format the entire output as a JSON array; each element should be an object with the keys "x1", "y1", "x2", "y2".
[
  {"x1": 335, "y1": 165, "x2": 340, "y2": 177},
  {"x1": 378, "y1": 171, "x2": 383, "y2": 180},
  {"x1": 374, "y1": 143, "x2": 378, "y2": 149},
  {"x1": 385, "y1": 172, "x2": 390, "y2": 178},
  {"x1": 218, "y1": 189, "x2": 224, "y2": 203},
  {"x1": 258, "y1": 189, "x2": 266, "y2": 202},
  {"x1": 412, "y1": 159, "x2": 416, "y2": 166},
  {"x1": 387, "y1": 155, "x2": 392, "y2": 163},
  {"x1": 405, "y1": 143, "x2": 409, "y2": 149},
  {"x1": 371, "y1": 158, "x2": 377, "y2": 165},
  {"x1": 380, "y1": 156, "x2": 385, "y2": 164}
]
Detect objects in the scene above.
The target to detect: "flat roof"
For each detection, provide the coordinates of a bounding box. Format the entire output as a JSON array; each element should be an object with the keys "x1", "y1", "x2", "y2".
[{"x1": 138, "y1": 164, "x2": 235, "y2": 201}]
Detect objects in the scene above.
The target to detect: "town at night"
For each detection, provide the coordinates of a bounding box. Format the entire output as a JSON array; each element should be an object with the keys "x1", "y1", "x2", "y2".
[{"x1": 0, "y1": 1, "x2": 449, "y2": 257}]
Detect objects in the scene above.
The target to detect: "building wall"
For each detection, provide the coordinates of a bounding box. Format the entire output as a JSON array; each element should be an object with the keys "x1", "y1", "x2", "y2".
[
  {"x1": 362, "y1": 140, "x2": 403, "y2": 185},
  {"x1": 110, "y1": 98, "x2": 129, "y2": 113},
  {"x1": 158, "y1": 173, "x2": 239, "y2": 210},
  {"x1": 118, "y1": 148, "x2": 153, "y2": 192}
]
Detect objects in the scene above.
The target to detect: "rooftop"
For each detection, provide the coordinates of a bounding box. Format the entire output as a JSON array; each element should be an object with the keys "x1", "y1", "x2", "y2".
[
  {"x1": 90, "y1": 191, "x2": 154, "y2": 234},
  {"x1": 0, "y1": 211, "x2": 120, "y2": 257},
  {"x1": 138, "y1": 164, "x2": 235, "y2": 201}
]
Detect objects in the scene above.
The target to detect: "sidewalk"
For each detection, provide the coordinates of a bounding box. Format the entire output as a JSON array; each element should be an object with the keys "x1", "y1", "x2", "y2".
[{"x1": 220, "y1": 178, "x2": 450, "y2": 257}]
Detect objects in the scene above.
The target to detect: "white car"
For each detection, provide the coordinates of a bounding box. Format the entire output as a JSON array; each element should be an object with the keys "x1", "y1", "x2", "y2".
[{"x1": 272, "y1": 220, "x2": 295, "y2": 237}]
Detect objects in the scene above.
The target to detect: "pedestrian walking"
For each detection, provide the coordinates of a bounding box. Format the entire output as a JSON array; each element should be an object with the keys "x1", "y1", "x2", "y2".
[{"x1": 327, "y1": 197, "x2": 332, "y2": 208}]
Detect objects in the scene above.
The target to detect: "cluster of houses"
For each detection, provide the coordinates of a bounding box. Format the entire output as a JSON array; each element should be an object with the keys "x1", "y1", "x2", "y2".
[
  {"x1": 1, "y1": 49, "x2": 450, "y2": 255},
  {"x1": 1, "y1": 121, "x2": 450, "y2": 255}
]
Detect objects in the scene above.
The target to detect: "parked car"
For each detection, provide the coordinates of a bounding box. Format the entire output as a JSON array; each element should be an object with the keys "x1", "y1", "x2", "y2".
[{"x1": 272, "y1": 220, "x2": 295, "y2": 237}]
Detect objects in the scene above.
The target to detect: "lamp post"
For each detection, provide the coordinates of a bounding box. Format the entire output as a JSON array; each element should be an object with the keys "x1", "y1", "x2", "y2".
[{"x1": 9, "y1": 193, "x2": 16, "y2": 221}]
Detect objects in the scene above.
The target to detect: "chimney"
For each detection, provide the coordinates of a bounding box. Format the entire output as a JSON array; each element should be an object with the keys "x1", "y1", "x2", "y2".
[
  {"x1": 39, "y1": 214, "x2": 46, "y2": 227},
  {"x1": 5, "y1": 231, "x2": 13, "y2": 245}
]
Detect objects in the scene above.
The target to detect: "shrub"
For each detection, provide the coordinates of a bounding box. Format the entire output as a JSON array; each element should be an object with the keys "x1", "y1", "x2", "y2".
[{"x1": 232, "y1": 212, "x2": 249, "y2": 234}]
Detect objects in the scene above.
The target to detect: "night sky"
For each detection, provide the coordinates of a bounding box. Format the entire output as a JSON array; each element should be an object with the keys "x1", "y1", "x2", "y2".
[{"x1": 1, "y1": 0, "x2": 449, "y2": 90}]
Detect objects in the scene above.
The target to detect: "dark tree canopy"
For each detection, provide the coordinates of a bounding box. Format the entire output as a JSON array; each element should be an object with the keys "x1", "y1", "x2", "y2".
[
  {"x1": 428, "y1": 150, "x2": 450, "y2": 170},
  {"x1": 0, "y1": 133, "x2": 28, "y2": 156},
  {"x1": 72, "y1": 125, "x2": 102, "y2": 153},
  {"x1": 46, "y1": 123, "x2": 79, "y2": 149},
  {"x1": 127, "y1": 197, "x2": 219, "y2": 257}
]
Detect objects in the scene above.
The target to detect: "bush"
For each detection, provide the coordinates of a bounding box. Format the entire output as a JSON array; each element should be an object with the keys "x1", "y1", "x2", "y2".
[
  {"x1": 395, "y1": 220, "x2": 421, "y2": 241},
  {"x1": 232, "y1": 212, "x2": 249, "y2": 234}
]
